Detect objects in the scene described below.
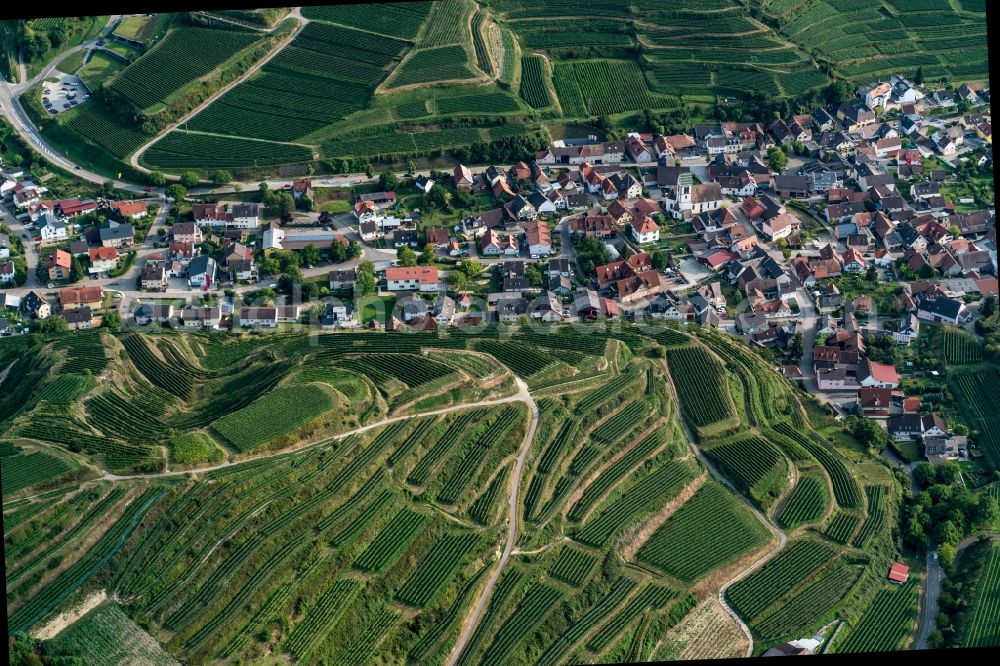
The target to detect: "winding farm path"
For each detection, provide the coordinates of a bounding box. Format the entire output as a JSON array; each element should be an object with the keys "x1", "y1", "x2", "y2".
[
  {"x1": 659, "y1": 358, "x2": 788, "y2": 658},
  {"x1": 128, "y1": 8, "x2": 310, "y2": 174},
  {"x1": 446, "y1": 377, "x2": 540, "y2": 666},
  {"x1": 99, "y1": 377, "x2": 536, "y2": 482}
]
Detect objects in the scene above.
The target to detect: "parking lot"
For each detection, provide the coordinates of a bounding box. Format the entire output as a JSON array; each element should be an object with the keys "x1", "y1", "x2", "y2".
[{"x1": 41, "y1": 73, "x2": 88, "y2": 116}]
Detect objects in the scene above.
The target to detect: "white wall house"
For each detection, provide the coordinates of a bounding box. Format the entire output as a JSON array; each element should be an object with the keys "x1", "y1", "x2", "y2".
[{"x1": 630, "y1": 216, "x2": 660, "y2": 244}]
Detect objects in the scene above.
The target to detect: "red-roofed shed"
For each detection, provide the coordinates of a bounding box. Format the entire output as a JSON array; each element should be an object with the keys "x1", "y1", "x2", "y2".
[{"x1": 888, "y1": 563, "x2": 909, "y2": 584}]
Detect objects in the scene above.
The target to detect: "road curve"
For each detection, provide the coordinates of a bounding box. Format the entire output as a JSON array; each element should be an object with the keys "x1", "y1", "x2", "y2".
[
  {"x1": 100, "y1": 381, "x2": 534, "y2": 482},
  {"x1": 128, "y1": 10, "x2": 309, "y2": 175},
  {"x1": 446, "y1": 377, "x2": 539, "y2": 666}
]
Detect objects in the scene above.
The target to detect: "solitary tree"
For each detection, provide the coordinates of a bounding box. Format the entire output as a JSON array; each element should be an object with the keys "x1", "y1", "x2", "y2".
[
  {"x1": 915, "y1": 66, "x2": 925, "y2": 86},
  {"x1": 981, "y1": 294, "x2": 997, "y2": 318},
  {"x1": 302, "y1": 244, "x2": 321, "y2": 267},
  {"x1": 357, "y1": 261, "x2": 377, "y2": 296},
  {"x1": 397, "y1": 246, "x2": 417, "y2": 267},
  {"x1": 651, "y1": 250, "x2": 667, "y2": 270},
  {"x1": 459, "y1": 258, "x2": 483, "y2": 278},
  {"x1": 147, "y1": 171, "x2": 166, "y2": 186},
  {"x1": 278, "y1": 193, "x2": 296, "y2": 218},
  {"x1": 180, "y1": 172, "x2": 201, "y2": 188},
  {"x1": 165, "y1": 183, "x2": 187, "y2": 201},
  {"x1": 210, "y1": 170, "x2": 233, "y2": 186},
  {"x1": 767, "y1": 146, "x2": 788, "y2": 173},
  {"x1": 102, "y1": 310, "x2": 121, "y2": 330},
  {"x1": 69, "y1": 256, "x2": 85, "y2": 283},
  {"x1": 379, "y1": 172, "x2": 399, "y2": 191}
]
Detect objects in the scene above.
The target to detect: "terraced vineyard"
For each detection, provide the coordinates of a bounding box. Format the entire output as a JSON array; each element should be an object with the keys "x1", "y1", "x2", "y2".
[
  {"x1": 143, "y1": 132, "x2": 313, "y2": 169},
  {"x1": 836, "y1": 579, "x2": 919, "y2": 653},
  {"x1": 965, "y1": 540, "x2": 1000, "y2": 647},
  {"x1": 941, "y1": 327, "x2": 983, "y2": 365},
  {"x1": 636, "y1": 482, "x2": 772, "y2": 584},
  {"x1": 518, "y1": 54, "x2": 552, "y2": 108},
  {"x1": 726, "y1": 539, "x2": 839, "y2": 623},
  {"x1": 301, "y1": 2, "x2": 431, "y2": 40},
  {"x1": 211, "y1": 384, "x2": 335, "y2": 451},
  {"x1": 776, "y1": 472, "x2": 830, "y2": 530},
  {"x1": 108, "y1": 26, "x2": 260, "y2": 111},
  {"x1": 549, "y1": 545, "x2": 598, "y2": 586},
  {"x1": 0, "y1": 446, "x2": 75, "y2": 495},
  {"x1": 667, "y1": 345, "x2": 739, "y2": 436},
  {"x1": 703, "y1": 435, "x2": 787, "y2": 508},
  {"x1": 949, "y1": 367, "x2": 1000, "y2": 468},
  {"x1": 749, "y1": 560, "x2": 863, "y2": 642},
  {"x1": 186, "y1": 21, "x2": 408, "y2": 143},
  {"x1": 388, "y1": 45, "x2": 478, "y2": 87},
  {"x1": 1, "y1": 326, "x2": 906, "y2": 663}
]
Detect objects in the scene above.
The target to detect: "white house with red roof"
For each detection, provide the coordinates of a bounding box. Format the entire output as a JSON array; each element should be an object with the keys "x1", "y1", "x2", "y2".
[
  {"x1": 353, "y1": 199, "x2": 381, "y2": 224},
  {"x1": 110, "y1": 200, "x2": 148, "y2": 220},
  {"x1": 859, "y1": 359, "x2": 899, "y2": 389},
  {"x1": 626, "y1": 134, "x2": 652, "y2": 162},
  {"x1": 762, "y1": 212, "x2": 794, "y2": 241},
  {"x1": 630, "y1": 215, "x2": 659, "y2": 244},
  {"x1": 386, "y1": 266, "x2": 439, "y2": 292}
]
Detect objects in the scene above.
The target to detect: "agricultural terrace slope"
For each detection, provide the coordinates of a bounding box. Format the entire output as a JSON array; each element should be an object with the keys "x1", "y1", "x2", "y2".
[
  {"x1": 2, "y1": 324, "x2": 900, "y2": 663},
  {"x1": 23, "y1": 1, "x2": 986, "y2": 176}
]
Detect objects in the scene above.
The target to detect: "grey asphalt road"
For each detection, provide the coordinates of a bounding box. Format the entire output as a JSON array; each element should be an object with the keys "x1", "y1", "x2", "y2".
[{"x1": 915, "y1": 549, "x2": 943, "y2": 649}]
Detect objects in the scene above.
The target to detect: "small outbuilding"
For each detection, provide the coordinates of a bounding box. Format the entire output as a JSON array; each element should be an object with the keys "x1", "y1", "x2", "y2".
[{"x1": 888, "y1": 562, "x2": 909, "y2": 584}]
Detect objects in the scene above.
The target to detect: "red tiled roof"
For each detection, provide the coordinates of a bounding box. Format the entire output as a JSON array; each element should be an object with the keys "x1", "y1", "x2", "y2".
[
  {"x1": 88, "y1": 246, "x2": 117, "y2": 261},
  {"x1": 60, "y1": 286, "x2": 102, "y2": 304},
  {"x1": 867, "y1": 361, "x2": 899, "y2": 385},
  {"x1": 632, "y1": 216, "x2": 658, "y2": 234},
  {"x1": 110, "y1": 200, "x2": 147, "y2": 216},
  {"x1": 888, "y1": 563, "x2": 909, "y2": 583},
  {"x1": 704, "y1": 250, "x2": 737, "y2": 268},
  {"x1": 977, "y1": 278, "x2": 998, "y2": 295},
  {"x1": 47, "y1": 249, "x2": 72, "y2": 269},
  {"x1": 386, "y1": 266, "x2": 438, "y2": 284}
]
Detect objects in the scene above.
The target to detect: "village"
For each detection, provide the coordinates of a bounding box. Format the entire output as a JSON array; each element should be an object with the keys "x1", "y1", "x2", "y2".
[{"x1": 1, "y1": 72, "x2": 995, "y2": 470}]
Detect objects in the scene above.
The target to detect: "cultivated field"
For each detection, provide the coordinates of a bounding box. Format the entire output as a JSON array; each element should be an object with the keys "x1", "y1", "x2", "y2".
[{"x1": 2, "y1": 323, "x2": 904, "y2": 662}]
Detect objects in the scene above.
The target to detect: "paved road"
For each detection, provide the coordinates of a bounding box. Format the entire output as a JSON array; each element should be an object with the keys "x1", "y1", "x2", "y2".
[
  {"x1": 915, "y1": 549, "x2": 943, "y2": 650},
  {"x1": 0, "y1": 205, "x2": 41, "y2": 289},
  {"x1": 446, "y1": 376, "x2": 539, "y2": 666}
]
